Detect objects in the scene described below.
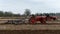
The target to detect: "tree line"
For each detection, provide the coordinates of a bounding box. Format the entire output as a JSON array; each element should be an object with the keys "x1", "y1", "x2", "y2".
[
  {"x1": 0, "y1": 11, "x2": 20, "y2": 17},
  {"x1": 0, "y1": 9, "x2": 60, "y2": 17}
]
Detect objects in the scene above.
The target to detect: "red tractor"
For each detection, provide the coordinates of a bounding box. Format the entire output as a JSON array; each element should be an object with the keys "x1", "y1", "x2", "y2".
[{"x1": 29, "y1": 14, "x2": 57, "y2": 24}]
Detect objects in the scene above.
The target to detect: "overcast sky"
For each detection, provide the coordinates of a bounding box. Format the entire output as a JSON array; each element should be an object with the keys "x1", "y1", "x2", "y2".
[{"x1": 0, "y1": 0, "x2": 60, "y2": 14}]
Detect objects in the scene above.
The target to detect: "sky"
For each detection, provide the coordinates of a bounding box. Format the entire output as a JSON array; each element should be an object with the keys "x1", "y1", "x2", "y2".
[{"x1": 0, "y1": 0, "x2": 60, "y2": 14}]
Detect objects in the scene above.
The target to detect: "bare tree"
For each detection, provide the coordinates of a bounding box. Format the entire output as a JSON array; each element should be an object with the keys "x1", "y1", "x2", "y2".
[{"x1": 24, "y1": 9, "x2": 31, "y2": 16}]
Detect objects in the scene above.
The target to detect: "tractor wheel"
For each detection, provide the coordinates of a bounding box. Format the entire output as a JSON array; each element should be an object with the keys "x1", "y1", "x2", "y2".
[
  {"x1": 40, "y1": 20, "x2": 46, "y2": 24},
  {"x1": 53, "y1": 18, "x2": 56, "y2": 21}
]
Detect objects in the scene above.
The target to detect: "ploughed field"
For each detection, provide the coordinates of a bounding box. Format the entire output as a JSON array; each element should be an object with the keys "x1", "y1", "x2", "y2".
[
  {"x1": 0, "y1": 17, "x2": 60, "y2": 34},
  {"x1": 0, "y1": 18, "x2": 59, "y2": 30},
  {"x1": 0, "y1": 24, "x2": 60, "y2": 34},
  {"x1": 0, "y1": 30, "x2": 60, "y2": 34}
]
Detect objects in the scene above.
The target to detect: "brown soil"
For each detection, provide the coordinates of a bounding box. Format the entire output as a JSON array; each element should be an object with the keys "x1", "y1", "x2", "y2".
[{"x1": 0, "y1": 30, "x2": 60, "y2": 34}]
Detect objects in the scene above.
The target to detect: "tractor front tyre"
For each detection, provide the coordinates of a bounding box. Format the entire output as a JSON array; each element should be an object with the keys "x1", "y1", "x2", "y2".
[
  {"x1": 53, "y1": 18, "x2": 56, "y2": 21},
  {"x1": 40, "y1": 21, "x2": 46, "y2": 24}
]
